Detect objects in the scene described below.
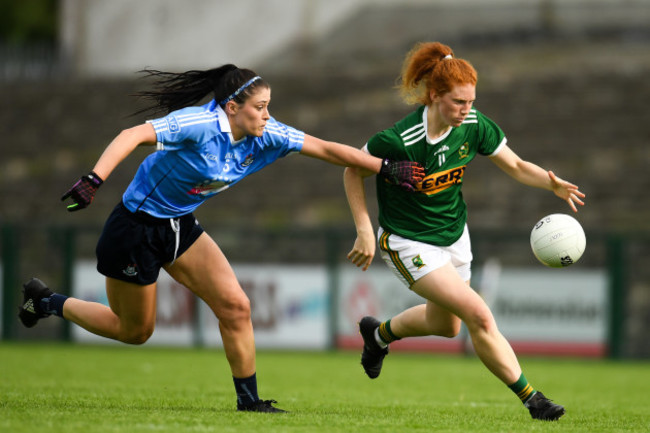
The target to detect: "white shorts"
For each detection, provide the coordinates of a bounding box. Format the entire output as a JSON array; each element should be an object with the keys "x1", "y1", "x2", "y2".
[{"x1": 378, "y1": 225, "x2": 473, "y2": 288}]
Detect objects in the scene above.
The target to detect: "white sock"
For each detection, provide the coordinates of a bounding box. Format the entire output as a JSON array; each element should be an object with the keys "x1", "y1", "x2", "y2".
[{"x1": 374, "y1": 328, "x2": 388, "y2": 348}]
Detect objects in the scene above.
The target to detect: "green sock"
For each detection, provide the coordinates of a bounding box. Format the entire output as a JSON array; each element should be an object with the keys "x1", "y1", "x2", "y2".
[
  {"x1": 377, "y1": 319, "x2": 401, "y2": 345},
  {"x1": 508, "y1": 373, "x2": 536, "y2": 403}
]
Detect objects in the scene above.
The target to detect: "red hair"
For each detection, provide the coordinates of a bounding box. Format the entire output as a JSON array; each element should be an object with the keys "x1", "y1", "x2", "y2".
[{"x1": 399, "y1": 42, "x2": 477, "y2": 105}]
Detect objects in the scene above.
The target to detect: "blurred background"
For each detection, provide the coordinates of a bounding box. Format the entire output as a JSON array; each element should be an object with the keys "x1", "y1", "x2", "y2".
[{"x1": 1, "y1": 0, "x2": 648, "y2": 358}]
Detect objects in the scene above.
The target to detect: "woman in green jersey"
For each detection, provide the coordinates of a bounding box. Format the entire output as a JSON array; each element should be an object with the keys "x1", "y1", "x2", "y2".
[{"x1": 344, "y1": 42, "x2": 585, "y2": 421}]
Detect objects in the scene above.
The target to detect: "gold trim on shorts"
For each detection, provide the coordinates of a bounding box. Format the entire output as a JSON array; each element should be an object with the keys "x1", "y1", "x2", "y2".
[{"x1": 379, "y1": 230, "x2": 416, "y2": 286}]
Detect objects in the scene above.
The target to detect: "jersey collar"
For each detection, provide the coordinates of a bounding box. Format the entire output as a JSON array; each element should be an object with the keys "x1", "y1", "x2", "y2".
[
  {"x1": 423, "y1": 105, "x2": 453, "y2": 145},
  {"x1": 214, "y1": 103, "x2": 231, "y2": 134},
  {"x1": 213, "y1": 102, "x2": 246, "y2": 146}
]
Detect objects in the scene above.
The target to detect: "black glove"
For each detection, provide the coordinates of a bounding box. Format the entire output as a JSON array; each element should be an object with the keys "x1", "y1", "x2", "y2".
[
  {"x1": 61, "y1": 171, "x2": 104, "y2": 212},
  {"x1": 379, "y1": 159, "x2": 425, "y2": 191}
]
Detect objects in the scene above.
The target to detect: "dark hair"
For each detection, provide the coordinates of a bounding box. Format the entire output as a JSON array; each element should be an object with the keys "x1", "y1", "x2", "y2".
[{"x1": 132, "y1": 64, "x2": 269, "y2": 116}]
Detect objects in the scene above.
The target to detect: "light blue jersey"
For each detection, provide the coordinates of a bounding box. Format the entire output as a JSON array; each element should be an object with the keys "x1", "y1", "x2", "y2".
[{"x1": 122, "y1": 99, "x2": 305, "y2": 218}]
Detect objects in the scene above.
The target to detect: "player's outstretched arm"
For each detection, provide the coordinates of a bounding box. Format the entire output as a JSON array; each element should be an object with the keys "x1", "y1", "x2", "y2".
[
  {"x1": 489, "y1": 144, "x2": 585, "y2": 212},
  {"x1": 61, "y1": 123, "x2": 157, "y2": 212},
  {"x1": 92, "y1": 123, "x2": 157, "y2": 180},
  {"x1": 300, "y1": 134, "x2": 424, "y2": 190}
]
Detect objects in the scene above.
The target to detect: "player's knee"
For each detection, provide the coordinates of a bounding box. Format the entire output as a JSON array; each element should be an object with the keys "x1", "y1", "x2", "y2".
[
  {"x1": 424, "y1": 313, "x2": 461, "y2": 338},
  {"x1": 218, "y1": 293, "x2": 251, "y2": 328},
  {"x1": 119, "y1": 324, "x2": 155, "y2": 345},
  {"x1": 464, "y1": 307, "x2": 496, "y2": 335},
  {"x1": 438, "y1": 322, "x2": 461, "y2": 338}
]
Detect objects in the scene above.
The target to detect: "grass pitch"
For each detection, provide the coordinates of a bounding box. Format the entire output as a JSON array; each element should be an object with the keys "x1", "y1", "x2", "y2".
[{"x1": 1, "y1": 343, "x2": 648, "y2": 433}]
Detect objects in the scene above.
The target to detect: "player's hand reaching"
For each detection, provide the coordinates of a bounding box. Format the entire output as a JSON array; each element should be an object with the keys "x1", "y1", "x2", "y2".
[
  {"x1": 61, "y1": 171, "x2": 104, "y2": 212},
  {"x1": 380, "y1": 159, "x2": 425, "y2": 191},
  {"x1": 548, "y1": 170, "x2": 585, "y2": 212}
]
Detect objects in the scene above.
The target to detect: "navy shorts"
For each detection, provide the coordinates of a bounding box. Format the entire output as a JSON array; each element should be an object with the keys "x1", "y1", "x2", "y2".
[{"x1": 96, "y1": 202, "x2": 204, "y2": 285}]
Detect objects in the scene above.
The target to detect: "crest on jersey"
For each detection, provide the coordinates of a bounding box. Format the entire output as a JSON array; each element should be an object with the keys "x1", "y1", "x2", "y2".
[{"x1": 459, "y1": 142, "x2": 469, "y2": 159}]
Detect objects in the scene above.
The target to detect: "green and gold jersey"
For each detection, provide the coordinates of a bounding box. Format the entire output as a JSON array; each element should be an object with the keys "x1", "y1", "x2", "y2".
[{"x1": 367, "y1": 105, "x2": 506, "y2": 246}]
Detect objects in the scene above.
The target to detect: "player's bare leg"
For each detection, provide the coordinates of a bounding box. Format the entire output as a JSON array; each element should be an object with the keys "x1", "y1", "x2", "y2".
[
  {"x1": 359, "y1": 286, "x2": 462, "y2": 379},
  {"x1": 390, "y1": 301, "x2": 461, "y2": 339},
  {"x1": 164, "y1": 233, "x2": 255, "y2": 377},
  {"x1": 63, "y1": 278, "x2": 157, "y2": 344},
  {"x1": 403, "y1": 262, "x2": 564, "y2": 420},
  {"x1": 164, "y1": 232, "x2": 284, "y2": 412},
  {"x1": 408, "y1": 263, "x2": 521, "y2": 384},
  {"x1": 19, "y1": 274, "x2": 157, "y2": 344}
]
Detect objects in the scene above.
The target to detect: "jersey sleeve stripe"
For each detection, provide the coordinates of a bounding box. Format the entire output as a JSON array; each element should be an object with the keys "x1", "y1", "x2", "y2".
[
  {"x1": 265, "y1": 126, "x2": 304, "y2": 139},
  {"x1": 147, "y1": 112, "x2": 217, "y2": 134},
  {"x1": 264, "y1": 123, "x2": 291, "y2": 133},
  {"x1": 403, "y1": 129, "x2": 425, "y2": 141},
  {"x1": 401, "y1": 122, "x2": 425, "y2": 136},
  {"x1": 266, "y1": 130, "x2": 305, "y2": 143},
  {"x1": 463, "y1": 109, "x2": 478, "y2": 123},
  {"x1": 403, "y1": 130, "x2": 426, "y2": 146},
  {"x1": 148, "y1": 119, "x2": 167, "y2": 129},
  {"x1": 176, "y1": 117, "x2": 218, "y2": 128},
  {"x1": 174, "y1": 111, "x2": 214, "y2": 120},
  {"x1": 265, "y1": 124, "x2": 305, "y2": 137},
  {"x1": 401, "y1": 124, "x2": 424, "y2": 140}
]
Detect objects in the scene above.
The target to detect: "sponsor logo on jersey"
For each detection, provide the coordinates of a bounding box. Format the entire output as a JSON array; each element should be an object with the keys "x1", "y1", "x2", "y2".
[
  {"x1": 418, "y1": 165, "x2": 466, "y2": 195},
  {"x1": 188, "y1": 179, "x2": 230, "y2": 196},
  {"x1": 241, "y1": 154, "x2": 255, "y2": 167}
]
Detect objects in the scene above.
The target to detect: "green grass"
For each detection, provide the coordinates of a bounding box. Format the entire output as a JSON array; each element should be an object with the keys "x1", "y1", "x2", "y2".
[{"x1": 1, "y1": 343, "x2": 648, "y2": 433}]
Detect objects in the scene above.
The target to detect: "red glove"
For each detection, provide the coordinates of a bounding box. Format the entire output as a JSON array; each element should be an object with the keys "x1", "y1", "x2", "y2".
[
  {"x1": 379, "y1": 159, "x2": 425, "y2": 191},
  {"x1": 61, "y1": 171, "x2": 104, "y2": 212}
]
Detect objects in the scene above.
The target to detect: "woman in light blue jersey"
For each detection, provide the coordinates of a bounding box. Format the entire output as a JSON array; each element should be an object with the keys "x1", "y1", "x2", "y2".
[{"x1": 19, "y1": 64, "x2": 424, "y2": 413}]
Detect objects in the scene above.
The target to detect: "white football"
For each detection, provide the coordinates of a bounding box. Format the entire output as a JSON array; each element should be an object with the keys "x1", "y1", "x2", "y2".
[{"x1": 530, "y1": 214, "x2": 586, "y2": 268}]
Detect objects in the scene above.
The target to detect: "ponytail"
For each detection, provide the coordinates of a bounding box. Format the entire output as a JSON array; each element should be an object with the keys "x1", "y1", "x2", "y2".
[
  {"x1": 132, "y1": 64, "x2": 268, "y2": 116},
  {"x1": 399, "y1": 42, "x2": 477, "y2": 106}
]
